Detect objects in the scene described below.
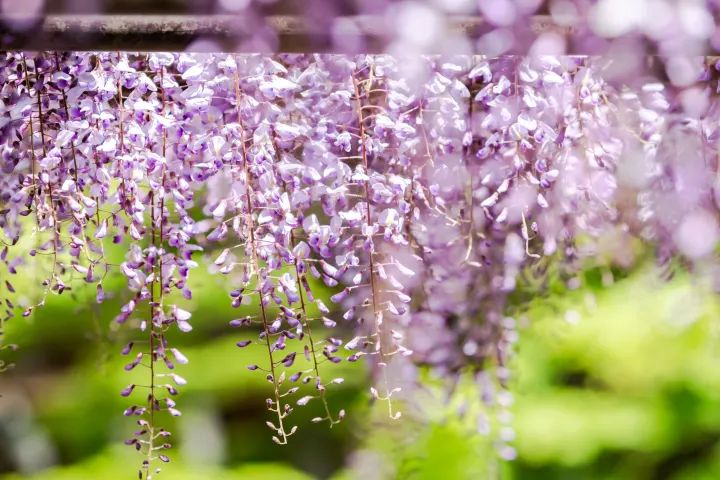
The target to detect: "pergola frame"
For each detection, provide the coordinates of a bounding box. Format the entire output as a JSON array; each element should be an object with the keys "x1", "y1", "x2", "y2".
[{"x1": 0, "y1": 14, "x2": 575, "y2": 52}]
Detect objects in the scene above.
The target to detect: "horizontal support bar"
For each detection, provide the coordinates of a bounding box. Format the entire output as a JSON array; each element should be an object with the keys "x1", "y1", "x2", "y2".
[{"x1": 0, "y1": 14, "x2": 576, "y2": 53}]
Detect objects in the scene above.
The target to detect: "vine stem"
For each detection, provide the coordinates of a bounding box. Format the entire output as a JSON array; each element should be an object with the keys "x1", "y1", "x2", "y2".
[
  {"x1": 145, "y1": 191, "x2": 158, "y2": 477},
  {"x1": 19, "y1": 54, "x2": 43, "y2": 317},
  {"x1": 234, "y1": 68, "x2": 288, "y2": 444},
  {"x1": 53, "y1": 52, "x2": 79, "y2": 185},
  {"x1": 116, "y1": 52, "x2": 129, "y2": 213},
  {"x1": 268, "y1": 130, "x2": 337, "y2": 426},
  {"x1": 20, "y1": 55, "x2": 38, "y2": 210},
  {"x1": 351, "y1": 70, "x2": 397, "y2": 420},
  {"x1": 32, "y1": 58, "x2": 61, "y2": 308}
]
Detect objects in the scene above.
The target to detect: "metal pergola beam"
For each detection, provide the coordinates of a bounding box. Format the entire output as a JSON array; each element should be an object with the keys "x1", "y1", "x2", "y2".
[{"x1": 0, "y1": 14, "x2": 574, "y2": 52}]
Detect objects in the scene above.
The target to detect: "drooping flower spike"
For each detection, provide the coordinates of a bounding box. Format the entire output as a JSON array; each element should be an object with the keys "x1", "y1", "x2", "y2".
[{"x1": 2, "y1": 51, "x2": 719, "y2": 474}]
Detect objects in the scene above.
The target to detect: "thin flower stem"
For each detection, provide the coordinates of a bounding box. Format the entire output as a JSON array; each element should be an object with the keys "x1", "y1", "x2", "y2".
[
  {"x1": 269, "y1": 131, "x2": 336, "y2": 425},
  {"x1": 53, "y1": 52, "x2": 80, "y2": 186},
  {"x1": 234, "y1": 68, "x2": 289, "y2": 444},
  {"x1": 145, "y1": 191, "x2": 158, "y2": 477},
  {"x1": 20, "y1": 55, "x2": 38, "y2": 205},
  {"x1": 351, "y1": 70, "x2": 398, "y2": 421}
]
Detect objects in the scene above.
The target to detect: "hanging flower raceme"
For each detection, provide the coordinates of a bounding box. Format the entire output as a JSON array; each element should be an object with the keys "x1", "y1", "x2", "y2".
[{"x1": 2, "y1": 50, "x2": 720, "y2": 476}]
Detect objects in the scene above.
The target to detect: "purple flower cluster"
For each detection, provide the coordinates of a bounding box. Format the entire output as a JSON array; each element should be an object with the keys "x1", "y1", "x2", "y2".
[{"x1": 1, "y1": 51, "x2": 719, "y2": 473}]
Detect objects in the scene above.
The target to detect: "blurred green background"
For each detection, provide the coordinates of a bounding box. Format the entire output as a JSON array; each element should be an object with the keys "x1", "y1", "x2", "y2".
[{"x1": 3, "y1": 244, "x2": 720, "y2": 479}]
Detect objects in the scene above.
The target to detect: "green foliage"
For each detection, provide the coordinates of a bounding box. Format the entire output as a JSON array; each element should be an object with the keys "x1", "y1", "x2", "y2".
[
  {"x1": 4, "y1": 264, "x2": 720, "y2": 479},
  {"x1": 0, "y1": 446, "x2": 312, "y2": 480}
]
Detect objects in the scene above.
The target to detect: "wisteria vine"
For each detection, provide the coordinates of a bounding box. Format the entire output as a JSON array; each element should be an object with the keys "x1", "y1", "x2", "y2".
[{"x1": 2, "y1": 51, "x2": 720, "y2": 476}]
